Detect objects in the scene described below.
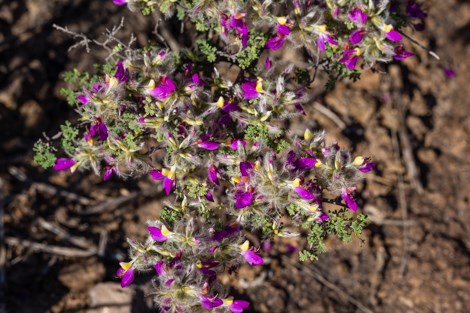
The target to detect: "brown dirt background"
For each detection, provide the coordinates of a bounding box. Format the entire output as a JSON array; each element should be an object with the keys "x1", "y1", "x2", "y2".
[{"x1": 1, "y1": 1, "x2": 469, "y2": 312}]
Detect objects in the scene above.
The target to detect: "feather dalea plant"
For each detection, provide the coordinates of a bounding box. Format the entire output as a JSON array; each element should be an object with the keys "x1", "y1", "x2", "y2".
[{"x1": 34, "y1": 0, "x2": 428, "y2": 312}]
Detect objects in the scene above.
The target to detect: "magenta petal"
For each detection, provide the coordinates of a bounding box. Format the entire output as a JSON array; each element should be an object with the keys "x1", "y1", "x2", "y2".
[
  {"x1": 242, "y1": 250, "x2": 264, "y2": 266},
  {"x1": 341, "y1": 189, "x2": 358, "y2": 211},
  {"x1": 154, "y1": 261, "x2": 166, "y2": 275},
  {"x1": 149, "y1": 170, "x2": 164, "y2": 180},
  {"x1": 265, "y1": 57, "x2": 272, "y2": 70},
  {"x1": 241, "y1": 82, "x2": 259, "y2": 99},
  {"x1": 76, "y1": 95, "x2": 89, "y2": 105},
  {"x1": 120, "y1": 268, "x2": 134, "y2": 288},
  {"x1": 198, "y1": 141, "x2": 220, "y2": 150},
  {"x1": 386, "y1": 29, "x2": 402, "y2": 42},
  {"x1": 317, "y1": 36, "x2": 326, "y2": 51},
  {"x1": 265, "y1": 36, "x2": 286, "y2": 51},
  {"x1": 103, "y1": 168, "x2": 114, "y2": 181},
  {"x1": 358, "y1": 162, "x2": 377, "y2": 173},
  {"x1": 98, "y1": 123, "x2": 108, "y2": 141},
  {"x1": 148, "y1": 226, "x2": 168, "y2": 242},
  {"x1": 230, "y1": 300, "x2": 250, "y2": 313},
  {"x1": 230, "y1": 139, "x2": 246, "y2": 150},
  {"x1": 294, "y1": 187, "x2": 315, "y2": 200},
  {"x1": 349, "y1": 29, "x2": 364, "y2": 44},
  {"x1": 277, "y1": 24, "x2": 291, "y2": 36},
  {"x1": 235, "y1": 191, "x2": 254, "y2": 209},
  {"x1": 113, "y1": 0, "x2": 127, "y2": 6},
  {"x1": 205, "y1": 190, "x2": 214, "y2": 202},
  {"x1": 53, "y1": 158, "x2": 75, "y2": 171},
  {"x1": 239, "y1": 161, "x2": 254, "y2": 176},
  {"x1": 208, "y1": 165, "x2": 219, "y2": 185},
  {"x1": 201, "y1": 296, "x2": 223, "y2": 309},
  {"x1": 163, "y1": 177, "x2": 174, "y2": 195},
  {"x1": 295, "y1": 157, "x2": 316, "y2": 169}
]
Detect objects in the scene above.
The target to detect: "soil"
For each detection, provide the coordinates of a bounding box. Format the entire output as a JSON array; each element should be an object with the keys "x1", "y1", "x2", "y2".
[{"x1": 1, "y1": 1, "x2": 469, "y2": 313}]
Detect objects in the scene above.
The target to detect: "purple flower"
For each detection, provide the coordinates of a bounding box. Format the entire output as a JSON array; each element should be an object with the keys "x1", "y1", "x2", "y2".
[
  {"x1": 148, "y1": 225, "x2": 170, "y2": 242},
  {"x1": 201, "y1": 296, "x2": 223, "y2": 309},
  {"x1": 241, "y1": 80, "x2": 259, "y2": 99},
  {"x1": 53, "y1": 158, "x2": 76, "y2": 171},
  {"x1": 384, "y1": 25, "x2": 402, "y2": 42},
  {"x1": 149, "y1": 168, "x2": 175, "y2": 195},
  {"x1": 294, "y1": 157, "x2": 316, "y2": 169},
  {"x1": 115, "y1": 61, "x2": 129, "y2": 83},
  {"x1": 230, "y1": 139, "x2": 246, "y2": 150},
  {"x1": 294, "y1": 186, "x2": 315, "y2": 200},
  {"x1": 154, "y1": 261, "x2": 167, "y2": 275},
  {"x1": 316, "y1": 211, "x2": 329, "y2": 222},
  {"x1": 198, "y1": 141, "x2": 220, "y2": 150},
  {"x1": 240, "y1": 241, "x2": 263, "y2": 266},
  {"x1": 208, "y1": 163, "x2": 220, "y2": 185},
  {"x1": 317, "y1": 33, "x2": 338, "y2": 52},
  {"x1": 212, "y1": 224, "x2": 240, "y2": 242},
  {"x1": 239, "y1": 161, "x2": 254, "y2": 176},
  {"x1": 349, "y1": 29, "x2": 366, "y2": 45},
  {"x1": 349, "y1": 8, "x2": 368, "y2": 25},
  {"x1": 265, "y1": 36, "x2": 286, "y2": 51},
  {"x1": 393, "y1": 45, "x2": 414, "y2": 61},
  {"x1": 265, "y1": 57, "x2": 272, "y2": 70},
  {"x1": 76, "y1": 95, "x2": 89, "y2": 105},
  {"x1": 235, "y1": 191, "x2": 254, "y2": 209},
  {"x1": 205, "y1": 190, "x2": 214, "y2": 202},
  {"x1": 103, "y1": 166, "x2": 117, "y2": 181},
  {"x1": 276, "y1": 24, "x2": 290, "y2": 36},
  {"x1": 227, "y1": 299, "x2": 250, "y2": 313},
  {"x1": 228, "y1": 14, "x2": 249, "y2": 47},
  {"x1": 407, "y1": 3, "x2": 427, "y2": 19},
  {"x1": 113, "y1": 0, "x2": 127, "y2": 6},
  {"x1": 116, "y1": 263, "x2": 134, "y2": 288},
  {"x1": 341, "y1": 188, "x2": 358, "y2": 211},
  {"x1": 150, "y1": 77, "x2": 176, "y2": 99},
  {"x1": 339, "y1": 49, "x2": 360, "y2": 70},
  {"x1": 358, "y1": 162, "x2": 377, "y2": 173},
  {"x1": 443, "y1": 67, "x2": 456, "y2": 78},
  {"x1": 90, "y1": 118, "x2": 108, "y2": 141}
]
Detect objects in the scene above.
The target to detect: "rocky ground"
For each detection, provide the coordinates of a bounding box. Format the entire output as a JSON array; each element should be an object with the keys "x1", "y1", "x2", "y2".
[{"x1": 1, "y1": 0, "x2": 469, "y2": 312}]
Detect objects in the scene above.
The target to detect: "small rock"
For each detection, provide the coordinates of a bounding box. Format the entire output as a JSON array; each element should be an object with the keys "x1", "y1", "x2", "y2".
[{"x1": 87, "y1": 282, "x2": 132, "y2": 313}]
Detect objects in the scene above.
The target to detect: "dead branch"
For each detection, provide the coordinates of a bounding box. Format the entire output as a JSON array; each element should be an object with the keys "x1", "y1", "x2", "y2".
[{"x1": 6, "y1": 237, "x2": 97, "y2": 258}]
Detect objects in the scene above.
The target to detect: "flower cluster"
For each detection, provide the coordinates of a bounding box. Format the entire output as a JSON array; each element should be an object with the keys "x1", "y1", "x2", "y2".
[
  {"x1": 113, "y1": 0, "x2": 423, "y2": 71},
  {"x1": 33, "y1": 0, "x2": 427, "y2": 312}
]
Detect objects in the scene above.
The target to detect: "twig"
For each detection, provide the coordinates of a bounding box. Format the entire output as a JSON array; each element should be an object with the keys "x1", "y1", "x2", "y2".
[
  {"x1": 153, "y1": 11, "x2": 182, "y2": 52},
  {"x1": 79, "y1": 187, "x2": 162, "y2": 215},
  {"x1": 36, "y1": 217, "x2": 94, "y2": 250},
  {"x1": 312, "y1": 101, "x2": 347, "y2": 130},
  {"x1": 391, "y1": 128, "x2": 410, "y2": 279},
  {"x1": 52, "y1": 24, "x2": 92, "y2": 53},
  {"x1": 399, "y1": 31, "x2": 440, "y2": 60},
  {"x1": 8, "y1": 165, "x2": 94, "y2": 205},
  {"x1": 0, "y1": 178, "x2": 6, "y2": 313},
  {"x1": 284, "y1": 257, "x2": 375, "y2": 313},
  {"x1": 6, "y1": 237, "x2": 97, "y2": 258}
]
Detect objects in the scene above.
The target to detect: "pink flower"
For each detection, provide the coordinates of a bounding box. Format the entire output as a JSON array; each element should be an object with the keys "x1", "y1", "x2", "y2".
[
  {"x1": 116, "y1": 262, "x2": 134, "y2": 288},
  {"x1": 149, "y1": 77, "x2": 176, "y2": 99},
  {"x1": 149, "y1": 167, "x2": 176, "y2": 195},
  {"x1": 113, "y1": 0, "x2": 127, "y2": 6},
  {"x1": 53, "y1": 158, "x2": 76, "y2": 171},
  {"x1": 226, "y1": 299, "x2": 250, "y2": 313},
  {"x1": 198, "y1": 141, "x2": 220, "y2": 150},
  {"x1": 240, "y1": 241, "x2": 264, "y2": 266},
  {"x1": 341, "y1": 188, "x2": 358, "y2": 211},
  {"x1": 201, "y1": 295, "x2": 223, "y2": 309},
  {"x1": 349, "y1": 8, "x2": 368, "y2": 25},
  {"x1": 148, "y1": 225, "x2": 171, "y2": 242}
]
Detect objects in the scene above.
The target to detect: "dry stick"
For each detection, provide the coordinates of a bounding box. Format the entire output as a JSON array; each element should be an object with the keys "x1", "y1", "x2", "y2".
[
  {"x1": 153, "y1": 11, "x2": 182, "y2": 52},
  {"x1": 391, "y1": 127, "x2": 410, "y2": 279},
  {"x1": 36, "y1": 217, "x2": 95, "y2": 250},
  {"x1": 284, "y1": 257, "x2": 375, "y2": 313},
  {"x1": 396, "y1": 102, "x2": 424, "y2": 194},
  {"x1": 5, "y1": 237, "x2": 97, "y2": 258},
  {"x1": 0, "y1": 178, "x2": 6, "y2": 313},
  {"x1": 8, "y1": 166, "x2": 94, "y2": 205},
  {"x1": 312, "y1": 101, "x2": 347, "y2": 130},
  {"x1": 79, "y1": 187, "x2": 162, "y2": 215},
  {"x1": 400, "y1": 31, "x2": 440, "y2": 60}
]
